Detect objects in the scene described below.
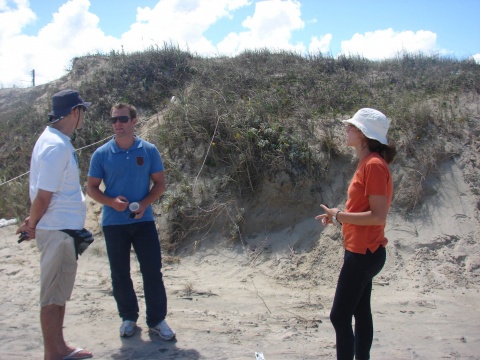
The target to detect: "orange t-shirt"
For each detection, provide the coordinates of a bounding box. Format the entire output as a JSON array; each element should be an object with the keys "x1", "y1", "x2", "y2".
[{"x1": 342, "y1": 152, "x2": 393, "y2": 254}]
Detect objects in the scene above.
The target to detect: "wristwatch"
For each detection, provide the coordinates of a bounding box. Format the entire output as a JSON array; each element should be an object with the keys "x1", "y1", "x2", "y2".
[{"x1": 333, "y1": 210, "x2": 342, "y2": 226}]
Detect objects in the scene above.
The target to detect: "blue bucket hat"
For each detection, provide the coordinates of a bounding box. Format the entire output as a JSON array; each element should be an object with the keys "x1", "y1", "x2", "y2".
[{"x1": 48, "y1": 89, "x2": 91, "y2": 121}]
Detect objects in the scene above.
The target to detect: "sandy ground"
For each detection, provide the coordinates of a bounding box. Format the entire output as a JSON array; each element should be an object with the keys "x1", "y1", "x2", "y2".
[{"x1": 1, "y1": 157, "x2": 479, "y2": 360}]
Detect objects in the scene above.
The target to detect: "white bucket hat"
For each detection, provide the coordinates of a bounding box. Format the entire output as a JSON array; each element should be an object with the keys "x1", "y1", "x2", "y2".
[{"x1": 342, "y1": 108, "x2": 390, "y2": 145}]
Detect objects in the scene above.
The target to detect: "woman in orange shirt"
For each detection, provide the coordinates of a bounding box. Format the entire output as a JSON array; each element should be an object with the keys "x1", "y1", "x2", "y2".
[{"x1": 316, "y1": 108, "x2": 396, "y2": 360}]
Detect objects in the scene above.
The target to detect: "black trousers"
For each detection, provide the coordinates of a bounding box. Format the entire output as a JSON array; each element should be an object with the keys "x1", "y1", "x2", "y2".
[{"x1": 330, "y1": 246, "x2": 386, "y2": 360}]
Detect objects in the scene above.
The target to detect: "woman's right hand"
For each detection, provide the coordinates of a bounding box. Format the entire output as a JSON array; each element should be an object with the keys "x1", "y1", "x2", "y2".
[{"x1": 315, "y1": 204, "x2": 340, "y2": 227}]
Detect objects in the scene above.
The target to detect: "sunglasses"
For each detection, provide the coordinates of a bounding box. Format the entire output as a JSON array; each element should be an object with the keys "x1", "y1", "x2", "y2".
[{"x1": 110, "y1": 116, "x2": 130, "y2": 124}]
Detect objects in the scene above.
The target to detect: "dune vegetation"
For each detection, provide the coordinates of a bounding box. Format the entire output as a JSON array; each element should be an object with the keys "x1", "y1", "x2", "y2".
[{"x1": 1, "y1": 45, "x2": 479, "y2": 252}]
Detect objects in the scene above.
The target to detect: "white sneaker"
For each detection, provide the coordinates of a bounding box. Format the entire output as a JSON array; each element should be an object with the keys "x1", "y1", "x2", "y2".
[
  {"x1": 149, "y1": 320, "x2": 176, "y2": 340},
  {"x1": 120, "y1": 320, "x2": 137, "y2": 337}
]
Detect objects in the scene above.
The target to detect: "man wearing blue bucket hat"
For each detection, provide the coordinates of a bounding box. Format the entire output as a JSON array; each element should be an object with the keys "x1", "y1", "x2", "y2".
[{"x1": 16, "y1": 89, "x2": 93, "y2": 360}]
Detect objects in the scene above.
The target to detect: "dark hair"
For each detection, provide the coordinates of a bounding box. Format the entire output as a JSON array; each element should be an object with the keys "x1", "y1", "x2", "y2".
[
  {"x1": 367, "y1": 138, "x2": 397, "y2": 164},
  {"x1": 111, "y1": 103, "x2": 137, "y2": 119}
]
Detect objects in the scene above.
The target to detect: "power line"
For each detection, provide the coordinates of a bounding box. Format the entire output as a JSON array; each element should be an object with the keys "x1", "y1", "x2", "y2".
[
  {"x1": 0, "y1": 135, "x2": 111, "y2": 187},
  {"x1": 0, "y1": 117, "x2": 152, "y2": 188}
]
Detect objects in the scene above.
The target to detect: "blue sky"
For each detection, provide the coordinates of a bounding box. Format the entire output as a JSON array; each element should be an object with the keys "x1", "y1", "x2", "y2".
[{"x1": 1, "y1": 0, "x2": 479, "y2": 88}]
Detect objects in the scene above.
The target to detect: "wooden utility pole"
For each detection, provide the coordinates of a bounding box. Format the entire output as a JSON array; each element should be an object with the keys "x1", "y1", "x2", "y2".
[{"x1": 32, "y1": 69, "x2": 35, "y2": 87}]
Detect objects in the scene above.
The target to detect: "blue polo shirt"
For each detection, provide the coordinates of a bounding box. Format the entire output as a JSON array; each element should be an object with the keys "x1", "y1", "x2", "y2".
[{"x1": 88, "y1": 136, "x2": 164, "y2": 226}]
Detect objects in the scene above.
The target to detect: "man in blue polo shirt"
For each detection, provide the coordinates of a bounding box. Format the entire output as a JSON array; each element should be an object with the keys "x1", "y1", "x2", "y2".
[{"x1": 87, "y1": 103, "x2": 175, "y2": 340}]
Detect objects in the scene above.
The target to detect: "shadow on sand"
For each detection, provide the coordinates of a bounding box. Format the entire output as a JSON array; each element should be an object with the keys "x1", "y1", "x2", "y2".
[{"x1": 110, "y1": 326, "x2": 202, "y2": 360}]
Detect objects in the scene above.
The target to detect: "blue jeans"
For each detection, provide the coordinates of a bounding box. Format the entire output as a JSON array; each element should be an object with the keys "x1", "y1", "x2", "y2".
[
  {"x1": 330, "y1": 247, "x2": 386, "y2": 360},
  {"x1": 103, "y1": 221, "x2": 167, "y2": 328}
]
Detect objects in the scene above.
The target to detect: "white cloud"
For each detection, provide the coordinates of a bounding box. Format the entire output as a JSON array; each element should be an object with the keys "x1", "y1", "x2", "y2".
[
  {"x1": 32, "y1": 0, "x2": 120, "y2": 83},
  {"x1": 121, "y1": 0, "x2": 251, "y2": 55},
  {"x1": 0, "y1": 0, "x2": 331, "y2": 87},
  {"x1": 3, "y1": 1, "x2": 469, "y2": 88},
  {"x1": 0, "y1": 0, "x2": 119, "y2": 87},
  {"x1": 0, "y1": 0, "x2": 35, "y2": 38},
  {"x1": 217, "y1": 0, "x2": 305, "y2": 55},
  {"x1": 340, "y1": 28, "x2": 438, "y2": 60},
  {"x1": 472, "y1": 54, "x2": 480, "y2": 64},
  {"x1": 0, "y1": 0, "x2": 36, "y2": 87},
  {"x1": 0, "y1": 0, "x2": 260, "y2": 87},
  {"x1": 308, "y1": 34, "x2": 332, "y2": 54}
]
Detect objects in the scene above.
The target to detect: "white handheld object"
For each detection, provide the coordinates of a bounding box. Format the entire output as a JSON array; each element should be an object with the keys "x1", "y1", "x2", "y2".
[
  {"x1": 129, "y1": 202, "x2": 140, "y2": 212},
  {"x1": 129, "y1": 202, "x2": 140, "y2": 218}
]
